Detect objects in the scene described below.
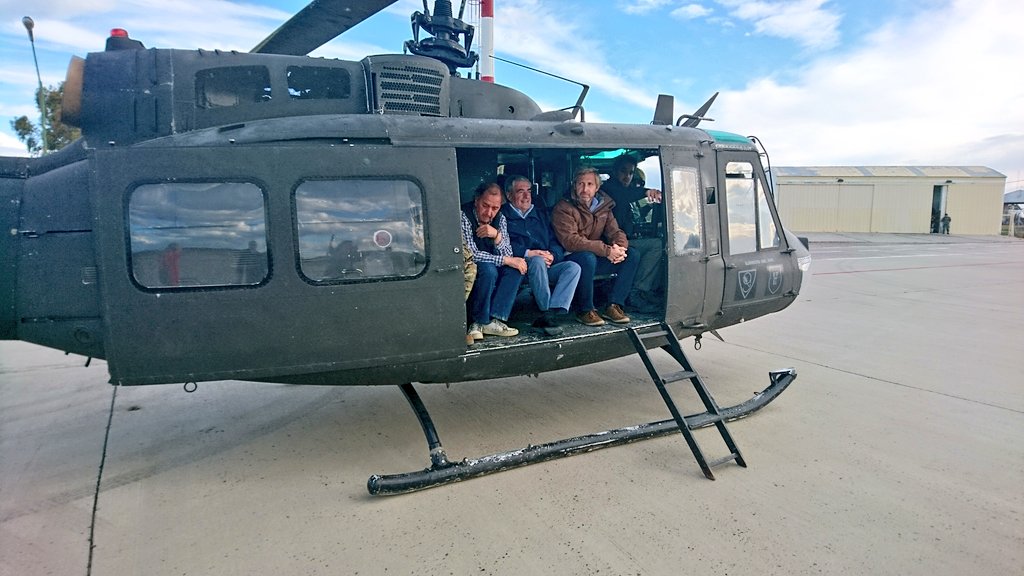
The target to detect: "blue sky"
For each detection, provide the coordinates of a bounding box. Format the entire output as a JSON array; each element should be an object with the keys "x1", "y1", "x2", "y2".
[{"x1": 1, "y1": 0, "x2": 1021, "y2": 192}]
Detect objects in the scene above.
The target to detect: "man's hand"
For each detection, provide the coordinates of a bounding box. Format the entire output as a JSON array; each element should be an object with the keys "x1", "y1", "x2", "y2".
[
  {"x1": 476, "y1": 224, "x2": 498, "y2": 240},
  {"x1": 527, "y1": 249, "x2": 554, "y2": 266},
  {"x1": 607, "y1": 243, "x2": 627, "y2": 264},
  {"x1": 645, "y1": 188, "x2": 663, "y2": 203},
  {"x1": 504, "y1": 256, "x2": 528, "y2": 274}
]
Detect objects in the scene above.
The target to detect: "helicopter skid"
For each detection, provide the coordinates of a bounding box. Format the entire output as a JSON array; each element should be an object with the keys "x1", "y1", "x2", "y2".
[{"x1": 367, "y1": 368, "x2": 796, "y2": 495}]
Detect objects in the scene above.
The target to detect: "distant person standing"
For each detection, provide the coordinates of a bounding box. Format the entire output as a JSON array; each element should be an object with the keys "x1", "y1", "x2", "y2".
[
  {"x1": 159, "y1": 242, "x2": 181, "y2": 286},
  {"x1": 235, "y1": 240, "x2": 264, "y2": 284},
  {"x1": 941, "y1": 213, "x2": 951, "y2": 234}
]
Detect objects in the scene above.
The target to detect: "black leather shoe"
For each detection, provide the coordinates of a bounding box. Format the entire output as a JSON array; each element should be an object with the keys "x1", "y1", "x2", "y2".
[{"x1": 532, "y1": 311, "x2": 564, "y2": 336}]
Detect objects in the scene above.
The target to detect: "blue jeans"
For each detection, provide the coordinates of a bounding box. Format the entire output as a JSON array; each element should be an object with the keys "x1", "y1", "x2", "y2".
[
  {"x1": 469, "y1": 262, "x2": 523, "y2": 324},
  {"x1": 526, "y1": 256, "x2": 581, "y2": 312},
  {"x1": 564, "y1": 250, "x2": 640, "y2": 312}
]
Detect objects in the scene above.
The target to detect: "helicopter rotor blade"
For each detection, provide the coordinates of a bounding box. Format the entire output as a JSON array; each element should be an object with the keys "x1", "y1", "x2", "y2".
[{"x1": 251, "y1": 0, "x2": 400, "y2": 55}]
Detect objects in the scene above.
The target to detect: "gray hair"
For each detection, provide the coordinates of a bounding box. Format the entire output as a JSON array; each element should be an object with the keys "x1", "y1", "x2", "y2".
[{"x1": 503, "y1": 175, "x2": 532, "y2": 199}]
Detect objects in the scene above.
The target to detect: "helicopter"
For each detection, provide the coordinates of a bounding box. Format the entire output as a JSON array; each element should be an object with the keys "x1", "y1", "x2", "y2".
[{"x1": 0, "y1": 0, "x2": 810, "y2": 494}]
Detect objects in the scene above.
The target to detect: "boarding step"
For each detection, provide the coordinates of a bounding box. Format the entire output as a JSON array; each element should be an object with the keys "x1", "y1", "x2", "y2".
[
  {"x1": 661, "y1": 369, "x2": 698, "y2": 385},
  {"x1": 707, "y1": 453, "x2": 742, "y2": 469},
  {"x1": 627, "y1": 322, "x2": 747, "y2": 480}
]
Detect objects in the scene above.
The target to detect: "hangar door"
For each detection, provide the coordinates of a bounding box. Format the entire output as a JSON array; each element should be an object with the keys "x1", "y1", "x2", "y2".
[{"x1": 777, "y1": 183, "x2": 874, "y2": 232}]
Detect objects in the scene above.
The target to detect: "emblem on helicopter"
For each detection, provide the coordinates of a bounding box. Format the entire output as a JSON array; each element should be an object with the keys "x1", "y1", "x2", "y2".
[
  {"x1": 767, "y1": 265, "x2": 783, "y2": 295},
  {"x1": 737, "y1": 269, "x2": 757, "y2": 299}
]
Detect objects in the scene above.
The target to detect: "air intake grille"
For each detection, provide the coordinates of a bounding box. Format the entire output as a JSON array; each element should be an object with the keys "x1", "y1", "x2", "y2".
[{"x1": 376, "y1": 63, "x2": 446, "y2": 116}]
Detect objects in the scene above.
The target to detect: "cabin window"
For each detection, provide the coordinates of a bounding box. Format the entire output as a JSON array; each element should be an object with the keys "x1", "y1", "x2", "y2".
[
  {"x1": 128, "y1": 182, "x2": 269, "y2": 289},
  {"x1": 294, "y1": 179, "x2": 426, "y2": 283},
  {"x1": 670, "y1": 167, "x2": 702, "y2": 254},
  {"x1": 195, "y1": 66, "x2": 272, "y2": 109},
  {"x1": 287, "y1": 66, "x2": 351, "y2": 100},
  {"x1": 724, "y1": 161, "x2": 779, "y2": 254}
]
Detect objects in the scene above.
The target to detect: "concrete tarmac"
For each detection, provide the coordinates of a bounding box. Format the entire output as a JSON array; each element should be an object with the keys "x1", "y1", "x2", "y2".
[{"x1": 2, "y1": 234, "x2": 1022, "y2": 575}]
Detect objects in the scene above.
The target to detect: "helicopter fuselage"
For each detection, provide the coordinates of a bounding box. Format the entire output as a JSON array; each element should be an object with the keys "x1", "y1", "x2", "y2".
[{"x1": 0, "y1": 45, "x2": 807, "y2": 387}]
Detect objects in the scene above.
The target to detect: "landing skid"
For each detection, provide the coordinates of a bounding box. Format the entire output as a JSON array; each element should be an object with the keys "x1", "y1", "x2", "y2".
[{"x1": 367, "y1": 366, "x2": 796, "y2": 496}]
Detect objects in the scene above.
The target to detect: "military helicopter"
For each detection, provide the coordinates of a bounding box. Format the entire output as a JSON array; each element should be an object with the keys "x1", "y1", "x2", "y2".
[{"x1": 0, "y1": 0, "x2": 810, "y2": 494}]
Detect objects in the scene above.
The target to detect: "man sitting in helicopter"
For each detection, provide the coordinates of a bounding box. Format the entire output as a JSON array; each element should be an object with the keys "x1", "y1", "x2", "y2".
[
  {"x1": 601, "y1": 154, "x2": 664, "y2": 312},
  {"x1": 551, "y1": 167, "x2": 640, "y2": 326},
  {"x1": 461, "y1": 182, "x2": 528, "y2": 340},
  {"x1": 500, "y1": 175, "x2": 582, "y2": 336}
]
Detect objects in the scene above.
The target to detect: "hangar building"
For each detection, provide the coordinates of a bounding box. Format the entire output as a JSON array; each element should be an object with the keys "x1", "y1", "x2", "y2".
[{"x1": 772, "y1": 166, "x2": 1006, "y2": 234}]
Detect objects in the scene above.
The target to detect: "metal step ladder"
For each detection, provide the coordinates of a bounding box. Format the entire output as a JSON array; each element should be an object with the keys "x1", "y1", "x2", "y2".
[{"x1": 627, "y1": 322, "x2": 746, "y2": 480}]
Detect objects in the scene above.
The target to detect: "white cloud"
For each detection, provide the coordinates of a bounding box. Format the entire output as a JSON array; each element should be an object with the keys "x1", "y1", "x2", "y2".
[
  {"x1": 0, "y1": 131, "x2": 29, "y2": 157},
  {"x1": 494, "y1": 0, "x2": 658, "y2": 110},
  {"x1": 2, "y1": 1, "x2": 290, "y2": 54},
  {"x1": 619, "y1": 0, "x2": 675, "y2": 15},
  {"x1": 716, "y1": 0, "x2": 1024, "y2": 191},
  {"x1": 716, "y1": 0, "x2": 840, "y2": 49},
  {"x1": 671, "y1": 4, "x2": 713, "y2": 19},
  {"x1": 312, "y1": 40, "x2": 396, "y2": 61}
]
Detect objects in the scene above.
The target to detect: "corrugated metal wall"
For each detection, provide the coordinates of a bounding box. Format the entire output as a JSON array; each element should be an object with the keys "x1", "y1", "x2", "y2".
[
  {"x1": 872, "y1": 183, "x2": 929, "y2": 232},
  {"x1": 777, "y1": 184, "x2": 838, "y2": 231},
  {"x1": 775, "y1": 172, "x2": 1005, "y2": 234},
  {"x1": 837, "y1": 185, "x2": 873, "y2": 231},
  {"x1": 945, "y1": 183, "x2": 1004, "y2": 234}
]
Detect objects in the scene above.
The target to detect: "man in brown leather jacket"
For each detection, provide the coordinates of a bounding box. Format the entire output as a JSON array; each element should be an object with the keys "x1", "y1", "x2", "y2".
[{"x1": 551, "y1": 167, "x2": 640, "y2": 326}]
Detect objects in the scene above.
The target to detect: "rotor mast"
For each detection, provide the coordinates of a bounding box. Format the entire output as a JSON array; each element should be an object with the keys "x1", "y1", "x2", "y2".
[
  {"x1": 479, "y1": 0, "x2": 494, "y2": 82},
  {"x1": 405, "y1": 0, "x2": 479, "y2": 75}
]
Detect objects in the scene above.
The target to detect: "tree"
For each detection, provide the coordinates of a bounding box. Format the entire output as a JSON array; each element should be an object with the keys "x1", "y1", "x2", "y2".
[{"x1": 10, "y1": 82, "x2": 81, "y2": 156}]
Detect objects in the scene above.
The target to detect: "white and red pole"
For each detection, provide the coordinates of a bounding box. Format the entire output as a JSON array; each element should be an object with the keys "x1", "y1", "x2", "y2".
[{"x1": 480, "y1": 0, "x2": 494, "y2": 82}]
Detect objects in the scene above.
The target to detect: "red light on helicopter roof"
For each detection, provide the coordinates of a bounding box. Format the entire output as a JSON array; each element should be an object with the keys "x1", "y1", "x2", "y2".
[{"x1": 109, "y1": 28, "x2": 129, "y2": 38}]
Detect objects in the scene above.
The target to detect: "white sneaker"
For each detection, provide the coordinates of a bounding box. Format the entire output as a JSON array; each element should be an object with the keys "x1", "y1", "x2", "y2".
[
  {"x1": 467, "y1": 323, "x2": 484, "y2": 341},
  {"x1": 480, "y1": 318, "x2": 518, "y2": 337}
]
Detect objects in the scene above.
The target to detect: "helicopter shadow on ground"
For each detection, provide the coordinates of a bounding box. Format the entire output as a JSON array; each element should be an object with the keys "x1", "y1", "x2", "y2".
[{"x1": 98, "y1": 344, "x2": 742, "y2": 500}]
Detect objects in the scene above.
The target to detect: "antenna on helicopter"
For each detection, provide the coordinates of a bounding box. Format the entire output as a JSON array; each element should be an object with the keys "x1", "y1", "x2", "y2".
[
  {"x1": 491, "y1": 54, "x2": 590, "y2": 121},
  {"x1": 405, "y1": 0, "x2": 479, "y2": 74},
  {"x1": 677, "y1": 92, "x2": 719, "y2": 128}
]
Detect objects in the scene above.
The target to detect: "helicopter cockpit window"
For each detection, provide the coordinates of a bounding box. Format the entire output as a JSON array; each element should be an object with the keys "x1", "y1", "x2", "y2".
[
  {"x1": 128, "y1": 182, "x2": 269, "y2": 289},
  {"x1": 287, "y1": 66, "x2": 351, "y2": 100},
  {"x1": 295, "y1": 179, "x2": 426, "y2": 283},
  {"x1": 195, "y1": 66, "x2": 271, "y2": 109},
  {"x1": 724, "y1": 161, "x2": 778, "y2": 254}
]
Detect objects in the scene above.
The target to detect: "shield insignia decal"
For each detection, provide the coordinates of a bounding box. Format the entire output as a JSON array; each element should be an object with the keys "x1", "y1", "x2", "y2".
[
  {"x1": 767, "y1": 265, "x2": 783, "y2": 295},
  {"x1": 737, "y1": 269, "x2": 757, "y2": 299}
]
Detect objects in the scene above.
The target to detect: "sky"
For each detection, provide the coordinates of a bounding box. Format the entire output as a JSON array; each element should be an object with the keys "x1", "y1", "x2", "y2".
[{"x1": 1, "y1": 0, "x2": 1021, "y2": 193}]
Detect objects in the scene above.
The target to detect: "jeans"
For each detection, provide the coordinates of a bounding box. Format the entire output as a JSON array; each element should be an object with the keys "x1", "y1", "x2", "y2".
[
  {"x1": 525, "y1": 256, "x2": 581, "y2": 312},
  {"x1": 469, "y1": 262, "x2": 523, "y2": 324},
  {"x1": 564, "y1": 250, "x2": 640, "y2": 312},
  {"x1": 628, "y1": 237, "x2": 663, "y2": 295}
]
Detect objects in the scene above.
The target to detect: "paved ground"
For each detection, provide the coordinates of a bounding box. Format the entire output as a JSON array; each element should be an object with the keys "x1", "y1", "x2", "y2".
[{"x1": 2, "y1": 234, "x2": 1022, "y2": 576}]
